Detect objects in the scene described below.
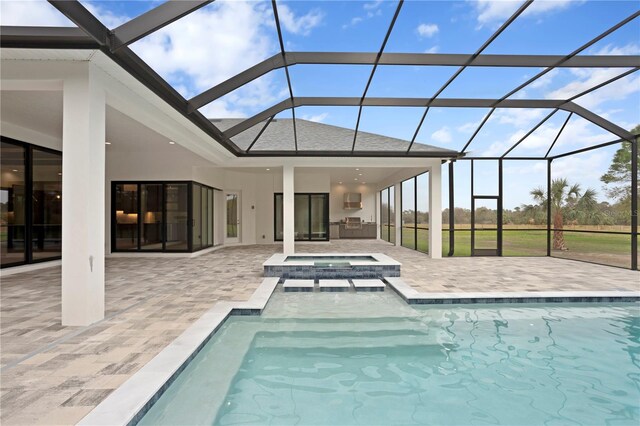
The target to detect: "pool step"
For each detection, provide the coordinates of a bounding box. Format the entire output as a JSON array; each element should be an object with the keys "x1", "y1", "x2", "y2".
[
  {"x1": 283, "y1": 279, "x2": 315, "y2": 292},
  {"x1": 282, "y1": 279, "x2": 386, "y2": 292},
  {"x1": 319, "y1": 279, "x2": 350, "y2": 292},
  {"x1": 352, "y1": 279, "x2": 386, "y2": 292}
]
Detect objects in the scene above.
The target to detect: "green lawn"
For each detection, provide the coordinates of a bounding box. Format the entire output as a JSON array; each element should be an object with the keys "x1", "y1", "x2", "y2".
[{"x1": 381, "y1": 225, "x2": 635, "y2": 269}]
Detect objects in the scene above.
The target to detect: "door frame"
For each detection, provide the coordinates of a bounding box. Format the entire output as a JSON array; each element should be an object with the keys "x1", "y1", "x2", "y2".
[
  {"x1": 471, "y1": 195, "x2": 502, "y2": 256},
  {"x1": 224, "y1": 190, "x2": 241, "y2": 244}
]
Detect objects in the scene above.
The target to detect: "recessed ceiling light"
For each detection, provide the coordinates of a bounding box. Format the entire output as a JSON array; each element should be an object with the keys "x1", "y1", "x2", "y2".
[
  {"x1": 354, "y1": 178, "x2": 358, "y2": 180},
  {"x1": 169, "y1": 141, "x2": 176, "y2": 145},
  {"x1": 58, "y1": 173, "x2": 62, "y2": 176},
  {"x1": 266, "y1": 168, "x2": 270, "y2": 171},
  {"x1": 11, "y1": 169, "x2": 18, "y2": 172},
  {"x1": 338, "y1": 181, "x2": 342, "y2": 184},
  {"x1": 105, "y1": 141, "x2": 111, "y2": 145},
  {"x1": 355, "y1": 168, "x2": 360, "y2": 171},
  {"x1": 358, "y1": 173, "x2": 362, "y2": 176},
  {"x1": 362, "y1": 182, "x2": 366, "y2": 184}
]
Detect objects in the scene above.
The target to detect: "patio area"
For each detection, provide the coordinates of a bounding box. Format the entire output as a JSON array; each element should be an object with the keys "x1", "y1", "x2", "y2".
[{"x1": 1, "y1": 240, "x2": 639, "y2": 425}]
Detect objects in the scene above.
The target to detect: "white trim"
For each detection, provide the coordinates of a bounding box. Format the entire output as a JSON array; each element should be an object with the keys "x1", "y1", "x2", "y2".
[{"x1": 0, "y1": 260, "x2": 61, "y2": 277}]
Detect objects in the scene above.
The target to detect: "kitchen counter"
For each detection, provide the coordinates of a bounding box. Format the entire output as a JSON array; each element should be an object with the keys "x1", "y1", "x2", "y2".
[{"x1": 330, "y1": 222, "x2": 377, "y2": 239}]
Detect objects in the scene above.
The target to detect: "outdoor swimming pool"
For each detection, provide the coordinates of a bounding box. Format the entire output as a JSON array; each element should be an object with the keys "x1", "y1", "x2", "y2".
[{"x1": 139, "y1": 291, "x2": 640, "y2": 425}]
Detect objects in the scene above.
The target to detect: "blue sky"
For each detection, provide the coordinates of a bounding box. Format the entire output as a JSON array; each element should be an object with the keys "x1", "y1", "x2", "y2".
[{"x1": 1, "y1": 0, "x2": 639, "y2": 209}]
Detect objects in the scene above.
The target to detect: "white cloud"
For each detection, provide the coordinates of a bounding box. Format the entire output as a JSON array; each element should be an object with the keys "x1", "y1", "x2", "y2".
[
  {"x1": 130, "y1": 1, "x2": 283, "y2": 117},
  {"x1": 0, "y1": 0, "x2": 74, "y2": 26},
  {"x1": 364, "y1": 1, "x2": 384, "y2": 11},
  {"x1": 530, "y1": 68, "x2": 559, "y2": 89},
  {"x1": 458, "y1": 121, "x2": 480, "y2": 133},
  {"x1": 592, "y1": 43, "x2": 640, "y2": 56},
  {"x1": 545, "y1": 68, "x2": 640, "y2": 109},
  {"x1": 494, "y1": 108, "x2": 545, "y2": 127},
  {"x1": 417, "y1": 23, "x2": 439, "y2": 38},
  {"x1": 424, "y1": 46, "x2": 439, "y2": 54},
  {"x1": 481, "y1": 114, "x2": 613, "y2": 157},
  {"x1": 278, "y1": 4, "x2": 324, "y2": 36},
  {"x1": 473, "y1": 0, "x2": 580, "y2": 28},
  {"x1": 301, "y1": 113, "x2": 329, "y2": 123},
  {"x1": 431, "y1": 126, "x2": 453, "y2": 144},
  {"x1": 553, "y1": 151, "x2": 607, "y2": 182},
  {"x1": 344, "y1": 0, "x2": 384, "y2": 28}
]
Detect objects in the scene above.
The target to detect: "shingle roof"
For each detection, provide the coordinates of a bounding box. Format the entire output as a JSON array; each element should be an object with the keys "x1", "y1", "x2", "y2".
[{"x1": 210, "y1": 118, "x2": 458, "y2": 155}]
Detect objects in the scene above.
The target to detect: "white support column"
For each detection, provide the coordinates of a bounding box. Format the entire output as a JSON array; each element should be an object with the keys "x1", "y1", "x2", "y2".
[
  {"x1": 394, "y1": 182, "x2": 401, "y2": 246},
  {"x1": 429, "y1": 163, "x2": 443, "y2": 259},
  {"x1": 61, "y1": 64, "x2": 106, "y2": 326},
  {"x1": 282, "y1": 165, "x2": 295, "y2": 255}
]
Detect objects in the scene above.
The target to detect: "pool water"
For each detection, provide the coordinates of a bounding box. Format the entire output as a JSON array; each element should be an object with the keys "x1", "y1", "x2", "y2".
[
  {"x1": 284, "y1": 255, "x2": 377, "y2": 263},
  {"x1": 139, "y1": 292, "x2": 640, "y2": 425}
]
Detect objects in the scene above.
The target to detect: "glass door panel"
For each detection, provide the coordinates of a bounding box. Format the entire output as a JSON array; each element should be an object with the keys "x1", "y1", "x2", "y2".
[
  {"x1": 140, "y1": 184, "x2": 163, "y2": 250},
  {"x1": 114, "y1": 184, "x2": 138, "y2": 250},
  {"x1": 310, "y1": 194, "x2": 328, "y2": 240},
  {"x1": 31, "y1": 148, "x2": 62, "y2": 260},
  {"x1": 1, "y1": 142, "x2": 26, "y2": 266},
  {"x1": 193, "y1": 184, "x2": 202, "y2": 250},
  {"x1": 226, "y1": 192, "x2": 239, "y2": 242},
  {"x1": 207, "y1": 188, "x2": 213, "y2": 246},
  {"x1": 165, "y1": 184, "x2": 188, "y2": 251},
  {"x1": 201, "y1": 186, "x2": 208, "y2": 248},
  {"x1": 472, "y1": 197, "x2": 499, "y2": 256},
  {"x1": 294, "y1": 194, "x2": 309, "y2": 240},
  {"x1": 274, "y1": 194, "x2": 284, "y2": 241}
]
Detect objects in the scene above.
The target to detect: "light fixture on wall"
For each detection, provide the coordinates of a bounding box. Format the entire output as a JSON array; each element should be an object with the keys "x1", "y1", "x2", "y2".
[
  {"x1": 169, "y1": 141, "x2": 176, "y2": 145},
  {"x1": 105, "y1": 141, "x2": 111, "y2": 145}
]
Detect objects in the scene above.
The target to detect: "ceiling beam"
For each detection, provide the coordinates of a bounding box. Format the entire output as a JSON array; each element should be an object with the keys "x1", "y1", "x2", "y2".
[
  {"x1": 184, "y1": 52, "x2": 640, "y2": 111},
  {"x1": 0, "y1": 26, "x2": 99, "y2": 49},
  {"x1": 562, "y1": 103, "x2": 635, "y2": 141},
  {"x1": 111, "y1": 1, "x2": 214, "y2": 51},
  {"x1": 271, "y1": 0, "x2": 298, "y2": 152},
  {"x1": 224, "y1": 97, "x2": 567, "y2": 138}
]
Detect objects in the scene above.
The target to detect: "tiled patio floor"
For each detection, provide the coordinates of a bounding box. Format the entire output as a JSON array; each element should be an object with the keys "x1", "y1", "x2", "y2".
[{"x1": 1, "y1": 240, "x2": 638, "y2": 425}]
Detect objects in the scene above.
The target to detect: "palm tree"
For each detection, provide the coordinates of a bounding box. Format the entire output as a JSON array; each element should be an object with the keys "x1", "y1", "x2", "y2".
[{"x1": 530, "y1": 178, "x2": 599, "y2": 250}]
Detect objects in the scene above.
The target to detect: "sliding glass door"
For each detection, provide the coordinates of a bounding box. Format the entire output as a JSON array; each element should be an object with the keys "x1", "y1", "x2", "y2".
[
  {"x1": 274, "y1": 193, "x2": 329, "y2": 241},
  {"x1": 112, "y1": 181, "x2": 216, "y2": 253},
  {"x1": 1, "y1": 138, "x2": 62, "y2": 268}
]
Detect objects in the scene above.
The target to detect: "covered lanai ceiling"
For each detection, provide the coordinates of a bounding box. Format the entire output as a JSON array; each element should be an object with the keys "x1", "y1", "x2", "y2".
[{"x1": 1, "y1": 0, "x2": 638, "y2": 158}]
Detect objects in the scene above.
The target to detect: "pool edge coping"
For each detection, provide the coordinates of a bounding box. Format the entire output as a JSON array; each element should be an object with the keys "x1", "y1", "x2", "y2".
[
  {"x1": 384, "y1": 277, "x2": 640, "y2": 304},
  {"x1": 77, "y1": 277, "x2": 279, "y2": 426}
]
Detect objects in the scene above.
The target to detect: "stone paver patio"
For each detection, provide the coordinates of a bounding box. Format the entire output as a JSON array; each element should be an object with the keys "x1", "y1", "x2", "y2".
[{"x1": 1, "y1": 240, "x2": 638, "y2": 425}]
